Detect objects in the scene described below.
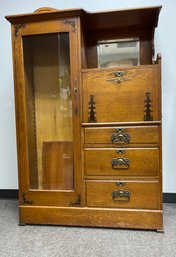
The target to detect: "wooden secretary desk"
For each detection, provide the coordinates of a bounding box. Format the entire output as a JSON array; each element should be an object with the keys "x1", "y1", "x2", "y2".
[{"x1": 6, "y1": 6, "x2": 163, "y2": 231}]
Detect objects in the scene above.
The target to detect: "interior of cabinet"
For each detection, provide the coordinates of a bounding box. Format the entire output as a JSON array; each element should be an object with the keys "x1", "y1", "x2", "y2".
[
  {"x1": 80, "y1": 4, "x2": 159, "y2": 70},
  {"x1": 81, "y1": 29, "x2": 154, "y2": 69},
  {"x1": 23, "y1": 33, "x2": 74, "y2": 190}
]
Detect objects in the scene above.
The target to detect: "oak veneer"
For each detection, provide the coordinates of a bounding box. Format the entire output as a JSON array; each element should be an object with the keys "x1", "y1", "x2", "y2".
[
  {"x1": 85, "y1": 148, "x2": 159, "y2": 177},
  {"x1": 6, "y1": 6, "x2": 162, "y2": 231},
  {"x1": 82, "y1": 66, "x2": 159, "y2": 123},
  {"x1": 19, "y1": 205, "x2": 163, "y2": 230},
  {"x1": 84, "y1": 126, "x2": 159, "y2": 145},
  {"x1": 42, "y1": 142, "x2": 73, "y2": 190},
  {"x1": 86, "y1": 180, "x2": 159, "y2": 209}
]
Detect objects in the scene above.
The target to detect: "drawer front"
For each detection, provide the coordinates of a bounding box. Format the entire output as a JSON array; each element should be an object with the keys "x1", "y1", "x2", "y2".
[
  {"x1": 82, "y1": 66, "x2": 159, "y2": 123},
  {"x1": 84, "y1": 126, "x2": 159, "y2": 145},
  {"x1": 86, "y1": 180, "x2": 159, "y2": 209},
  {"x1": 85, "y1": 148, "x2": 159, "y2": 176}
]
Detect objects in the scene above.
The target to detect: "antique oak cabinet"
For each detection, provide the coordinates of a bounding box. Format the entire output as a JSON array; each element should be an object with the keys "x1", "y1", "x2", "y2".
[{"x1": 6, "y1": 6, "x2": 163, "y2": 231}]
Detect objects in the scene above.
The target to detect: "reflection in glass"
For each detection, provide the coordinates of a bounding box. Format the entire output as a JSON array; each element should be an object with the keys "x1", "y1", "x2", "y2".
[
  {"x1": 97, "y1": 38, "x2": 140, "y2": 68},
  {"x1": 23, "y1": 33, "x2": 73, "y2": 190}
]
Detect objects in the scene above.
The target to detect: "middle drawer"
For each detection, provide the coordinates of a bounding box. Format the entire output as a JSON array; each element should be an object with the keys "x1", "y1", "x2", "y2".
[
  {"x1": 84, "y1": 148, "x2": 159, "y2": 177},
  {"x1": 84, "y1": 126, "x2": 159, "y2": 146}
]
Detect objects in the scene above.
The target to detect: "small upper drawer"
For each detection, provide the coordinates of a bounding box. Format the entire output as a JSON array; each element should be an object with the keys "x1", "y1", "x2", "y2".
[
  {"x1": 84, "y1": 126, "x2": 159, "y2": 145},
  {"x1": 86, "y1": 180, "x2": 159, "y2": 209},
  {"x1": 85, "y1": 148, "x2": 159, "y2": 177},
  {"x1": 82, "y1": 66, "x2": 160, "y2": 123}
]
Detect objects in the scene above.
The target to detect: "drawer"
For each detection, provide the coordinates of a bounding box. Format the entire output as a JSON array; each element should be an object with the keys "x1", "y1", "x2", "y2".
[
  {"x1": 84, "y1": 126, "x2": 159, "y2": 145},
  {"x1": 85, "y1": 148, "x2": 159, "y2": 176},
  {"x1": 86, "y1": 180, "x2": 159, "y2": 209},
  {"x1": 82, "y1": 66, "x2": 160, "y2": 123}
]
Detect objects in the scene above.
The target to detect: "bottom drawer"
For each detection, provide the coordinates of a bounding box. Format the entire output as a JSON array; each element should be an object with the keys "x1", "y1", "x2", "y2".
[{"x1": 86, "y1": 180, "x2": 159, "y2": 209}]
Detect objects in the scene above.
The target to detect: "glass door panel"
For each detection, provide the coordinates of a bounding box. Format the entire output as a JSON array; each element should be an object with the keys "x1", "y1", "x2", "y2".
[{"x1": 23, "y1": 33, "x2": 73, "y2": 191}]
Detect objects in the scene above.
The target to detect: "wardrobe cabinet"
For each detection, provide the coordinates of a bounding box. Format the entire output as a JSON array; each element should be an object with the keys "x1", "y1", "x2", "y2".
[{"x1": 6, "y1": 6, "x2": 163, "y2": 231}]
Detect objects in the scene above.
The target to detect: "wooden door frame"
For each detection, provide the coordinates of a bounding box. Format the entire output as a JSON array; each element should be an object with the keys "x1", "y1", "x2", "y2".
[{"x1": 12, "y1": 18, "x2": 83, "y2": 207}]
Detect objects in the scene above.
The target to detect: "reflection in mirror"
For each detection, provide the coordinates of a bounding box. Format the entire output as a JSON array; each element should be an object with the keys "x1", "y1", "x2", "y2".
[{"x1": 97, "y1": 38, "x2": 140, "y2": 68}]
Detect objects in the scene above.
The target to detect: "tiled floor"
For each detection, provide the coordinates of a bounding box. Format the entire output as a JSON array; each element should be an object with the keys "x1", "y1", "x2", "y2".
[{"x1": 0, "y1": 200, "x2": 176, "y2": 257}]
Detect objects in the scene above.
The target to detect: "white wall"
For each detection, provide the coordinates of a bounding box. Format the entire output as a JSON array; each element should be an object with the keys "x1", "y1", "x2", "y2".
[{"x1": 0, "y1": 0, "x2": 175, "y2": 192}]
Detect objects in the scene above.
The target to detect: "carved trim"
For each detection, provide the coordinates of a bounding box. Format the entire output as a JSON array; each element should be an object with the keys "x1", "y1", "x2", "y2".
[
  {"x1": 34, "y1": 7, "x2": 58, "y2": 13},
  {"x1": 14, "y1": 24, "x2": 25, "y2": 38},
  {"x1": 63, "y1": 20, "x2": 76, "y2": 32},
  {"x1": 69, "y1": 194, "x2": 81, "y2": 207},
  {"x1": 144, "y1": 92, "x2": 153, "y2": 121},
  {"x1": 88, "y1": 95, "x2": 97, "y2": 123},
  {"x1": 22, "y1": 193, "x2": 33, "y2": 205}
]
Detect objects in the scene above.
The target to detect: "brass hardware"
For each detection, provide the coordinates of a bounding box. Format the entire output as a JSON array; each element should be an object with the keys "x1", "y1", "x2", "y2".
[
  {"x1": 112, "y1": 158, "x2": 130, "y2": 169},
  {"x1": 116, "y1": 150, "x2": 125, "y2": 154},
  {"x1": 115, "y1": 71, "x2": 125, "y2": 77},
  {"x1": 117, "y1": 128, "x2": 124, "y2": 132},
  {"x1": 69, "y1": 194, "x2": 81, "y2": 206},
  {"x1": 112, "y1": 128, "x2": 130, "y2": 144},
  {"x1": 116, "y1": 182, "x2": 126, "y2": 187},
  {"x1": 14, "y1": 24, "x2": 25, "y2": 38},
  {"x1": 112, "y1": 190, "x2": 131, "y2": 202},
  {"x1": 22, "y1": 193, "x2": 33, "y2": 205},
  {"x1": 107, "y1": 71, "x2": 130, "y2": 83},
  {"x1": 63, "y1": 20, "x2": 76, "y2": 32},
  {"x1": 117, "y1": 128, "x2": 125, "y2": 132},
  {"x1": 88, "y1": 95, "x2": 97, "y2": 123},
  {"x1": 73, "y1": 87, "x2": 77, "y2": 93},
  {"x1": 73, "y1": 80, "x2": 79, "y2": 116},
  {"x1": 144, "y1": 91, "x2": 153, "y2": 121},
  {"x1": 107, "y1": 77, "x2": 131, "y2": 84}
]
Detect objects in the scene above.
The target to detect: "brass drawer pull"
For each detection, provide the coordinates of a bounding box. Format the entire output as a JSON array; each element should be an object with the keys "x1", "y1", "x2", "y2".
[
  {"x1": 112, "y1": 157, "x2": 130, "y2": 169},
  {"x1": 112, "y1": 190, "x2": 131, "y2": 202},
  {"x1": 111, "y1": 129, "x2": 130, "y2": 144}
]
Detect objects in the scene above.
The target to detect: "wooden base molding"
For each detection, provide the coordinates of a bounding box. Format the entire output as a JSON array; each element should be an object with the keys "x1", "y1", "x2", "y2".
[{"x1": 19, "y1": 206, "x2": 163, "y2": 231}]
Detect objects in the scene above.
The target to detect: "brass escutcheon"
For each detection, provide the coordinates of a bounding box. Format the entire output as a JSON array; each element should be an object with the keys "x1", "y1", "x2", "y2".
[{"x1": 115, "y1": 71, "x2": 125, "y2": 77}]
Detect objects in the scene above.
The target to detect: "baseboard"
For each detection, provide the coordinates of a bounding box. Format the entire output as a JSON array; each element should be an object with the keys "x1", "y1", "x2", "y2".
[
  {"x1": 0, "y1": 189, "x2": 18, "y2": 199},
  {"x1": 0, "y1": 190, "x2": 175, "y2": 203},
  {"x1": 163, "y1": 193, "x2": 176, "y2": 203}
]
